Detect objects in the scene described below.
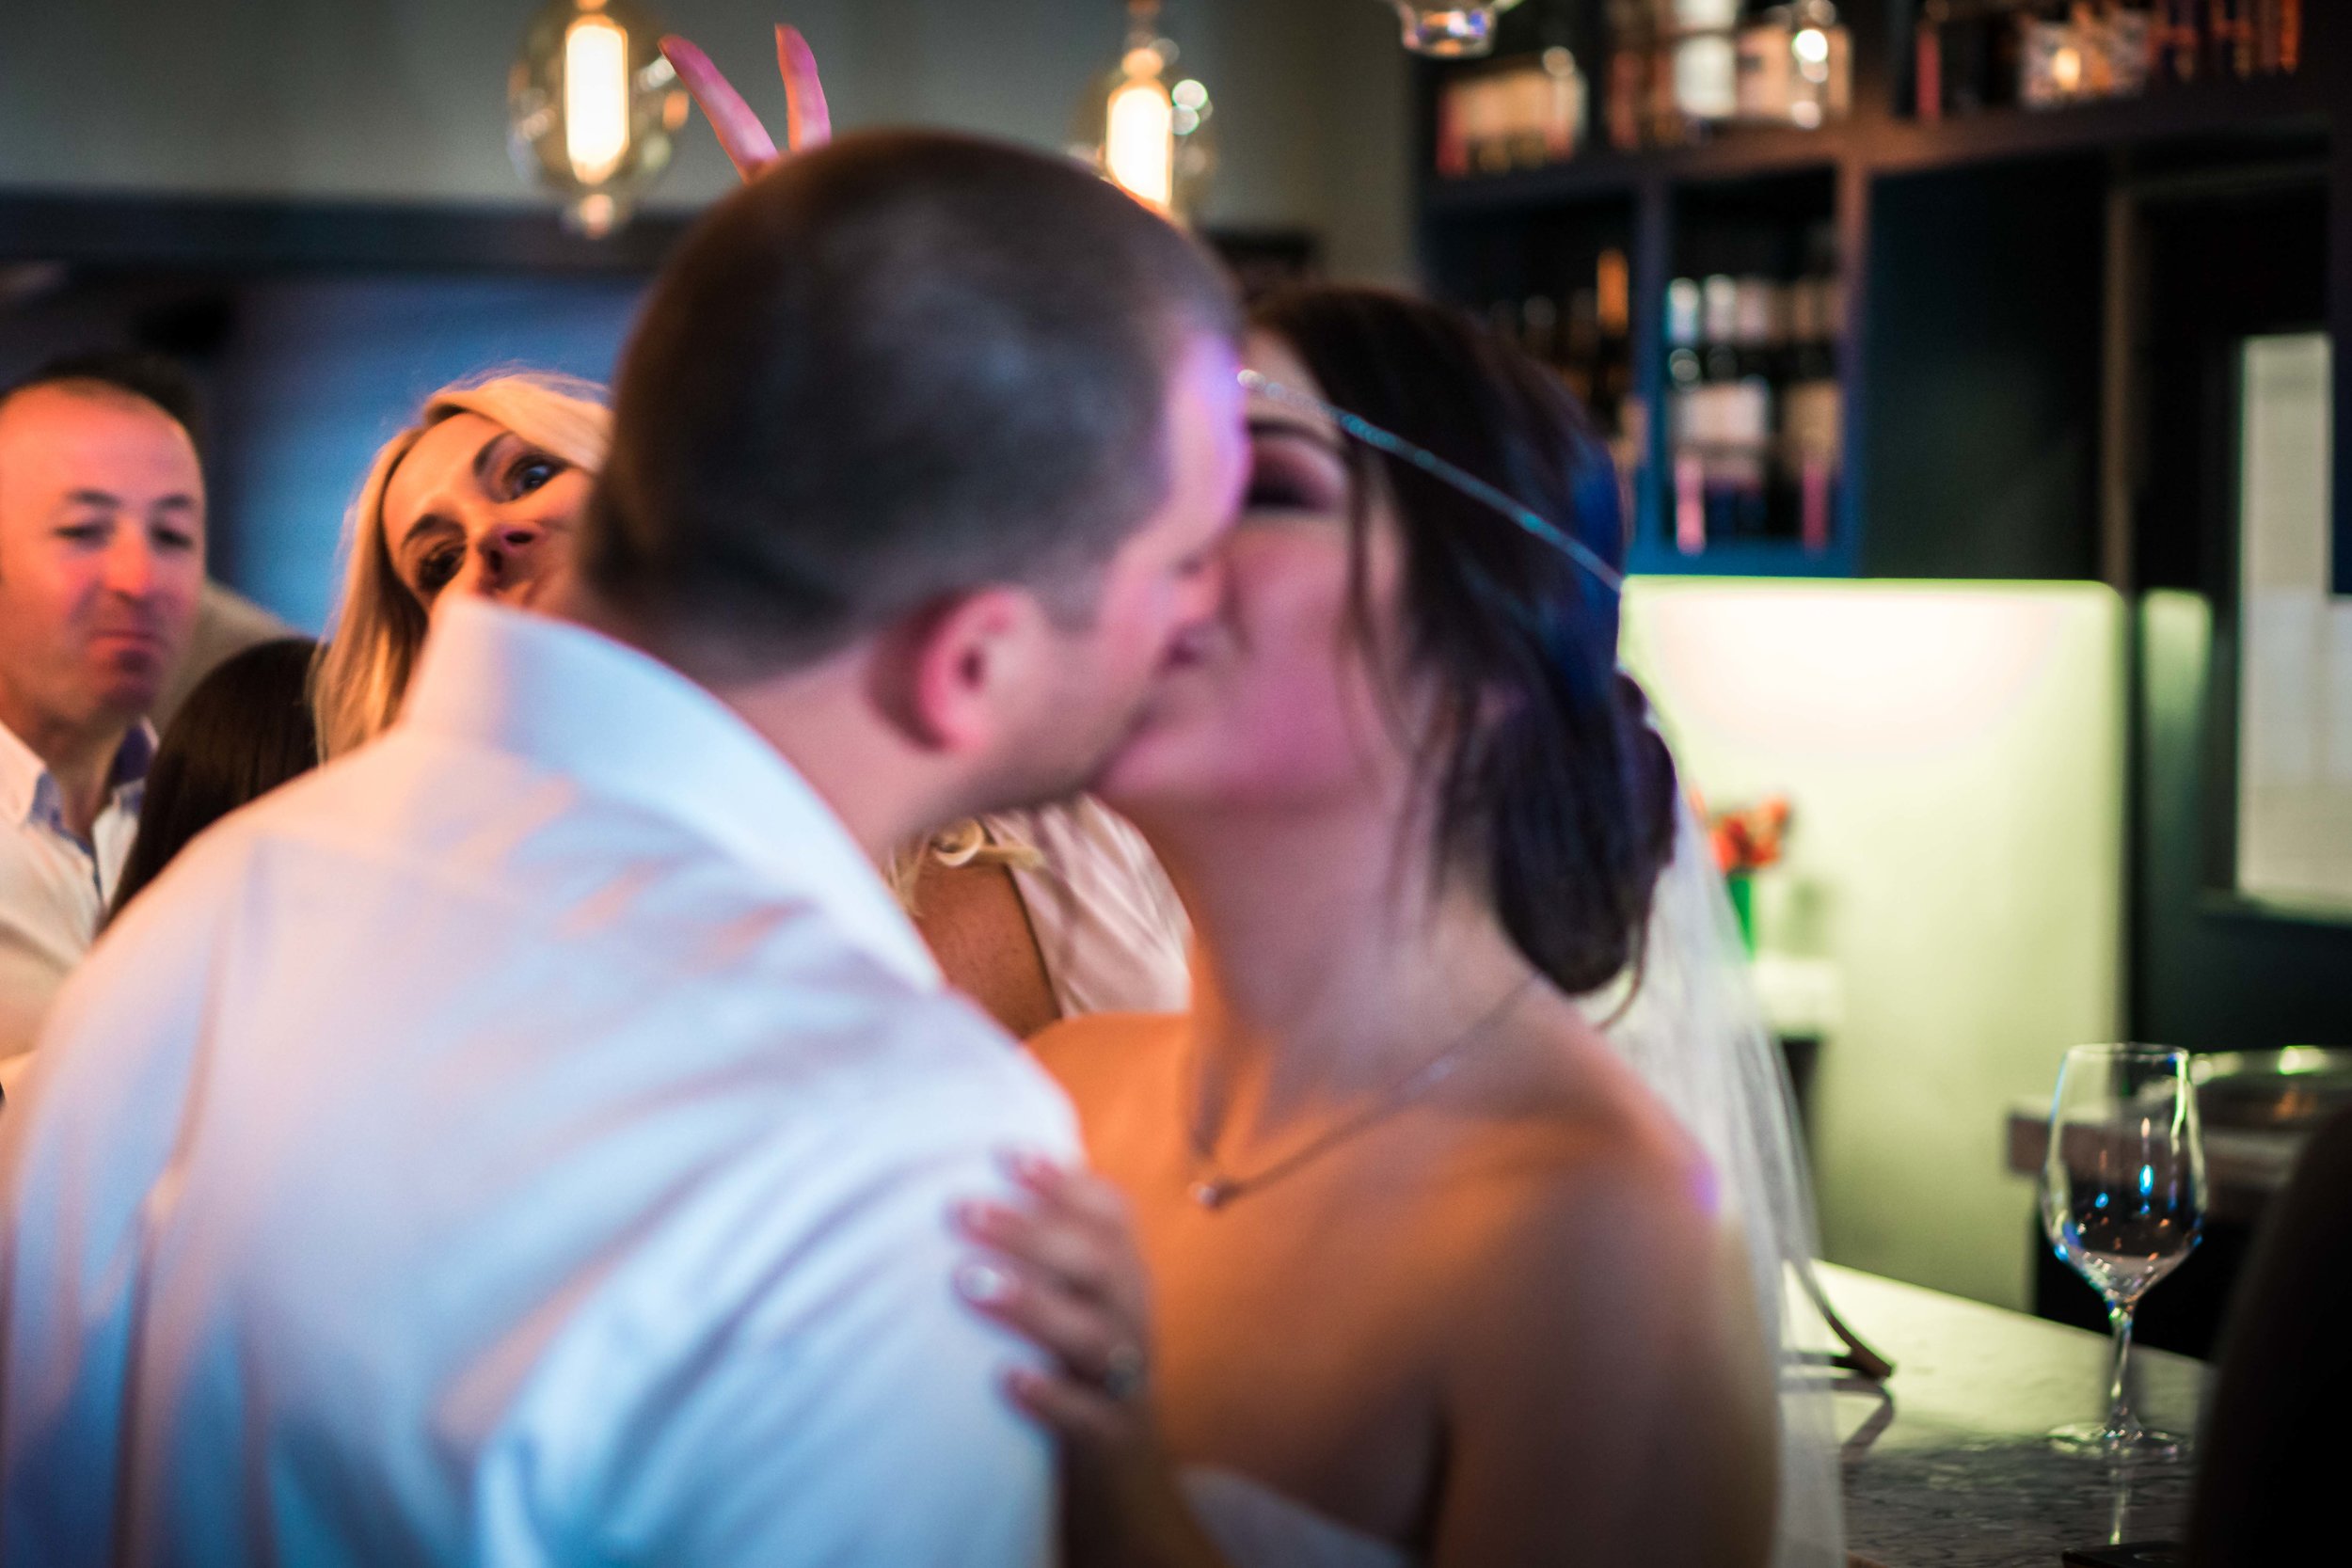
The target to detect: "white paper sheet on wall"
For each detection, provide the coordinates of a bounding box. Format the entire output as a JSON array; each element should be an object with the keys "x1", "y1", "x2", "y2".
[{"x1": 2235, "y1": 332, "x2": 2352, "y2": 911}]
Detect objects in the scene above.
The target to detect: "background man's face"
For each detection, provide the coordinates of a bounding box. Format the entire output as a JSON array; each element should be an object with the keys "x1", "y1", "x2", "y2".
[{"x1": 0, "y1": 387, "x2": 206, "y2": 740}]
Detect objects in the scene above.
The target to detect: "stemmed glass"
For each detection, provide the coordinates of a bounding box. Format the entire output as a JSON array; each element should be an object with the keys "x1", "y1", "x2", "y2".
[{"x1": 2041, "y1": 1044, "x2": 2206, "y2": 1458}]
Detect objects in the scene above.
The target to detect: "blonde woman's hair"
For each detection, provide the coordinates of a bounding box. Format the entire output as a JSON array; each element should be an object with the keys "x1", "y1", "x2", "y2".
[
  {"x1": 891, "y1": 817, "x2": 1041, "y2": 910},
  {"x1": 310, "y1": 371, "x2": 612, "y2": 758},
  {"x1": 310, "y1": 369, "x2": 1024, "y2": 914}
]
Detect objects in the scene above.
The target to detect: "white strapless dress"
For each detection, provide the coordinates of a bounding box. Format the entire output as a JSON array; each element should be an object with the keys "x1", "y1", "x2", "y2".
[{"x1": 1182, "y1": 1467, "x2": 1416, "y2": 1568}]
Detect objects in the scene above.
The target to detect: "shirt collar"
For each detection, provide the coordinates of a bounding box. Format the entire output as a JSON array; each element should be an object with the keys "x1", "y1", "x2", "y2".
[
  {"x1": 0, "y1": 715, "x2": 156, "y2": 832},
  {"x1": 399, "y1": 599, "x2": 941, "y2": 991}
]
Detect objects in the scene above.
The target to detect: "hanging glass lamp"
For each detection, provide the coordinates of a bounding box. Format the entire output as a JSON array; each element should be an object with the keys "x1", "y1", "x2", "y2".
[
  {"x1": 1070, "y1": 0, "x2": 1216, "y2": 224},
  {"x1": 509, "y1": 0, "x2": 691, "y2": 237},
  {"x1": 1382, "y1": 1, "x2": 1526, "y2": 58}
]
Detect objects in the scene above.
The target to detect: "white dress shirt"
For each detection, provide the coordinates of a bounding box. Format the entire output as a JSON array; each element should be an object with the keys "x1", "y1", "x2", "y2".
[
  {"x1": 0, "y1": 599, "x2": 1076, "y2": 1566},
  {"x1": 0, "y1": 717, "x2": 149, "y2": 1072}
]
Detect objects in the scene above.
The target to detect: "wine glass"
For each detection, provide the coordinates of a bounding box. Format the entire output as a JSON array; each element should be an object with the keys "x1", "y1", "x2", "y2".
[{"x1": 2041, "y1": 1044, "x2": 2206, "y2": 1458}]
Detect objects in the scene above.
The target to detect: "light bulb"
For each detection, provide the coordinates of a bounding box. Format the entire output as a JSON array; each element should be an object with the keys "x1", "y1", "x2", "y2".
[
  {"x1": 564, "y1": 14, "x2": 631, "y2": 184},
  {"x1": 510, "y1": 0, "x2": 689, "y2": 237},
  {"x1": 2051, "y1": 45, "x2": 2084, "y2": 95},
  {"x1": 1105, "y1": 54, "x2": 1176, "y2": 209},
  {"x1": 1383, "y1": 0, "x2": 1525, "y2": 58},
  {"x1": 1070, "y1": 3, "x2": 1216, "y2": 224}
]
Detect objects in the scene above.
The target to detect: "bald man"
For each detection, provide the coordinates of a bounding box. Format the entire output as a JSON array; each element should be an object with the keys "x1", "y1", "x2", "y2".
[{"x1": 0, "y1": 359, "x2": 206, "y2": 1074}]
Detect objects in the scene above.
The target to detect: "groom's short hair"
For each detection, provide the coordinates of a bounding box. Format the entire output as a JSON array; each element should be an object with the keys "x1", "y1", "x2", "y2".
[{"x1": 582, "y1": 130, "x2": 1239, "y2": 679}]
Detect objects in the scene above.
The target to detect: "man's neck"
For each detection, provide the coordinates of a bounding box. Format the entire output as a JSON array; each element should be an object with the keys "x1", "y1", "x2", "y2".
[
  {"x1": 0, "y1": 681, "x2": 131, "y2": 844},
  {"x1": 551, "y1": 587, "x2": 957, "y2": 868},
  {"x1": 714, "y1": 674, "x2": 946, "y2": 867}
]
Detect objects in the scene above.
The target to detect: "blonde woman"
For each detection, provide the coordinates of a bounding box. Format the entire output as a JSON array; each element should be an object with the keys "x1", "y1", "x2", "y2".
[
  {"x1": 311, "y1": 372, "x2": 611, "y2": 759},
  {"x1": 311, "y1": 370, "x2": 1187, "y2": 1028}
]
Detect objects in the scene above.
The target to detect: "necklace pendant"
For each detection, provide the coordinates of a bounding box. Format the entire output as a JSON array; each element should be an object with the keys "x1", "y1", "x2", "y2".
[{"x1": 1189, "y1": 1178, "x2": 1234, "y2": 1210}]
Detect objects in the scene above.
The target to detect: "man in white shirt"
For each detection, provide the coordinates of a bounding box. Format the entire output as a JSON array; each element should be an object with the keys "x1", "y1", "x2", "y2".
[
  {"x1": 0, "y1": 133, "x2": 1246, "y2": 1564},
  {"x1": 0, "y1": 355, "x2": 206, "y2": 1078}
]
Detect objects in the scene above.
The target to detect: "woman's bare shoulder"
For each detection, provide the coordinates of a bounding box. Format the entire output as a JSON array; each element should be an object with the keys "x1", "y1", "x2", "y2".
[
  {"x1": 1025, "y1": 1010, "x2": 1187, "y2": 1101},
  {"x1": 1429, "y1": 1102, "x2": 1777, "y2": 1567},
  {"x1": 1469, "y1": 999, "x2": 1710, "y2": 1204},
  {"x1": 1442, "y1": 1001, "x2": 1735, "y2": 1326}
]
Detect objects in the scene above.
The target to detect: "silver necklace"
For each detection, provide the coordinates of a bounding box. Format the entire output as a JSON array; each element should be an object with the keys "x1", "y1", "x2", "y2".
[{"x1": 1184, "y1": 974, "x2": 1539, "y2": 1211}]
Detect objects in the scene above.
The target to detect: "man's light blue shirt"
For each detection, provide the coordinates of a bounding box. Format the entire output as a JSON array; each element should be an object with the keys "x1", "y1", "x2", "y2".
[{"x1": 0, "y1": 599, "x2": 1074, "y2": 1565}]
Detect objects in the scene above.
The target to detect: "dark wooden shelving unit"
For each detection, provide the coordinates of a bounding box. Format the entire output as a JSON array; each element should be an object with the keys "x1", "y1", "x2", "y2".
[
  {"x1": 1414, "y1": 2, "x2": 2350, "y2": 586},
  {"x1": 1415, "y1": 5, "x2": 2352, "y2": 1162}
]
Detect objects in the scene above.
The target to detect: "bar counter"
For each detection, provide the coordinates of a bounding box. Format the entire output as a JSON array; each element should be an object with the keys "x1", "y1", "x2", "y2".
[{"x1": 1826, "y1": 1263, "x2": 2205, "y2": 1567}]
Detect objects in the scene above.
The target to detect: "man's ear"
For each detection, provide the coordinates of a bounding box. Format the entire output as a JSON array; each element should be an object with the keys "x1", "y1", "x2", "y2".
[{"x1": 866, "y1": 586, "x2": 1042, "y2": 755}]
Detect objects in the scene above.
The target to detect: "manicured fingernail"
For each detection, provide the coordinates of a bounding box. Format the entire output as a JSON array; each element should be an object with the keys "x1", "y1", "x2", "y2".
[
  {"x1": 955, "y1": 1261, "x2": 1014, "y2": 1304},
  {"x1": 1002, "y1": 1149, "x2": 1057, "y2": 1187},
  {"x1": 955, "y1": 1199, "x2": 1013, "y2": 1239}
]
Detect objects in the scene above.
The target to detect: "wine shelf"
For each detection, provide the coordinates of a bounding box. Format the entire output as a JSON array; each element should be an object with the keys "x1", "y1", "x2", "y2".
[
  {"x1": 1427, "y1": 73, "x2": 2323, "y2": 217},
  {"x1": 1414, "y1": 3, "x2": 2349, "y2": 585},
  {"x1": 1424, "y1": 128, "x2": 1852, "y2": 211}
]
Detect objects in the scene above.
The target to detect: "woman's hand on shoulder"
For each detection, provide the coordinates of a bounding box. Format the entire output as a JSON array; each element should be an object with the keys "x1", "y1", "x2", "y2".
[
  {"x1": 952, "y1": 1152, "x2": 1228, "y2": 1568},
  {"x1": 660, "y1": 22, "x2": 831, "y2": 181},
  {"x1": 953, "y1": 1151, "x2": 1157, "y2": 1450}
]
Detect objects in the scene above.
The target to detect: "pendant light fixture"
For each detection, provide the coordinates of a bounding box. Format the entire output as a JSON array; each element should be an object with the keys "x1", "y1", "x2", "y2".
[
  {"x1": 1071, "y1": 0, "x2": 1216, "y2": 223},
  {"x1": 509, "y1": 0, "x2": 691, "y2": 237},
  {"x1": 1383, "y1": 0, "x2": 1526, "y2": 57}
]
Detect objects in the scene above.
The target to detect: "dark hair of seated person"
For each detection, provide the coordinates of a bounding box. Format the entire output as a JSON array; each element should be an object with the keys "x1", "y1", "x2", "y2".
[
  {"x1": 108, "y1": 637, "x2": 321, "y2": 922},
  {"x1": 2188, "y1": 1101, "x2": 2352, "y2": 1565},
  {"x1": 3, "y1": 347, "x2": 204, "y2": 449}
]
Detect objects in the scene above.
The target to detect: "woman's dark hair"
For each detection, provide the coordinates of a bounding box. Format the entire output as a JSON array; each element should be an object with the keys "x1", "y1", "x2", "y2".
[
  {"x1": 110, "y1": 638, "x2": 321, "y2": 921},
  {"x1": 1249, "y1": 285, "x2": 1679, "y2": 996}
]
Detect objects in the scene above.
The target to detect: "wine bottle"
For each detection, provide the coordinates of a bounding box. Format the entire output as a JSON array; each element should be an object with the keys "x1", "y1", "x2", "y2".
[
  {"x1": 2162, "y1": 0, "x2": 2201, "y2": 83},
  {"x1": 1435, "y1": 76, "x2": 1470, "y2": 178},
  {"x1": 1595, "y1": 247, "x2": 1633, "y2": 429},
  {"x1": 1740, "y1": 0, "x2": 1851, "y2": 127},
  {"x1": 1563, "y1": 287, "x2": 1601, "y2": 412},
  {"x1": 1605, "y1": 0, "x2": 1657, "y2": 150},
  {"x1": 1594, "y1": 248, "x2": 1639, "y2": 497},
  {"x1": 1698, "y1": 275, "x2": 1748, "y2": 542},
  {"x1": 1736, "y1": 2, "x2": 1797, "y2": 123},
  {"x1": 1666, "y1": 277, "x2": 1708, "y2": 554},
  {"x1": 1915, "y1": 1, "x2": 1946, "y2": 120},
  {"x1": 1782, "y1": 275, "x2": 1843, "y2": 553},
  {"x1": 2209, "y1": 0, "x2": 2252, "y2": 81},
  {"x1": 1728, "y1": 277, "x2": 1777, "y2": 539},
  {"x1": 1668, "y1": 0, "x2": 1742, "y2": 139}
]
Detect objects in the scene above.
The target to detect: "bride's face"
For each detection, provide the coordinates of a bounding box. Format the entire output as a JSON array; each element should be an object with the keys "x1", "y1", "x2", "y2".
[{"x1": 1093, "y1": 333, "x2": 1426, "y2": 820}]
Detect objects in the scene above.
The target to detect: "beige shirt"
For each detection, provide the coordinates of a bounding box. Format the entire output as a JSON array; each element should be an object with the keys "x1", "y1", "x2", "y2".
[
  {"x1": 0, "y1": 718, "x2": 148, "y2": 1072},
  {"x1": 989, "y1": 797, "x2": 1191, "y2": 1018}
]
